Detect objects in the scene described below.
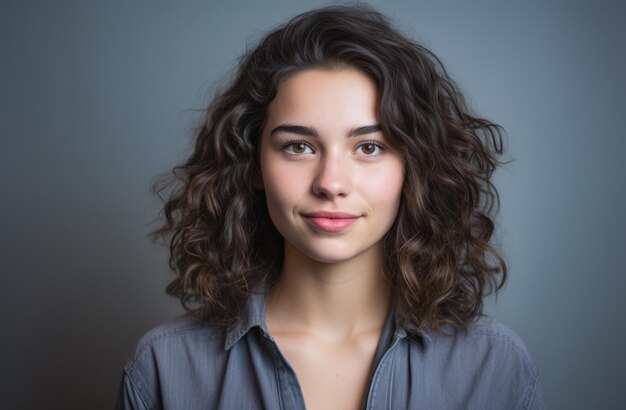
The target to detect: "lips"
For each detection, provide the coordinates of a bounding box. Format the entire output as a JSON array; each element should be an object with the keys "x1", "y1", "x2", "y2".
[{"x1": 301, "y1": 211, "x2": 361, "y2": 232}]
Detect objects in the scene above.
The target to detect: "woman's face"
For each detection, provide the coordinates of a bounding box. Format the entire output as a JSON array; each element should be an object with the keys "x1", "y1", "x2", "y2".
[{"x1": 259, "y1": 67, "x2": 404, "y2": 264}]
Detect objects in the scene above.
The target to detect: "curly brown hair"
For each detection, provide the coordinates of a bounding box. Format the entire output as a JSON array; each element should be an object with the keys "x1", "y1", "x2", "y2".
[{"x1": 150, "y1": 4, "x2": 508, "y2": 336}]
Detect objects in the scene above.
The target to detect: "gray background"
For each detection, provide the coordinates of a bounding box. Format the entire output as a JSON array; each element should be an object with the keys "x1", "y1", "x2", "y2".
[{"x1": 2, "y1": 0, "x2": 625, "y2": 409}]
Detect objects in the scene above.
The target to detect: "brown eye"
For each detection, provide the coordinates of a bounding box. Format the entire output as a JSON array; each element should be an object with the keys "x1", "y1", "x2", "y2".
[
  {"x1": 284, "y1": 141, "x2": 313, "y2": 154},
  {"x1": 358, "y1": 142, "x2": 381, "y2": 156}
]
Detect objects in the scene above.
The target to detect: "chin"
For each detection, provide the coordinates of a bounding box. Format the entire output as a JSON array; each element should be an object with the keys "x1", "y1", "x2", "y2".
[
  {"x1": 296, "y1": 243, "x2": 372, "y2": 265},
  {"x1": 306, "y1": 253, "x2": 356, "y2": 265}
]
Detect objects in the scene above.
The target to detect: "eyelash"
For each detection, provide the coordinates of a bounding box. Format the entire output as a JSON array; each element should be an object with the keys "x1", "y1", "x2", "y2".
[
  {"x1": 282, "y1": 140, "x2": 314, "y2": 155},
  {"x1": 281, "y1": 139, "x2": 386, "y2": 156},
  {"x1": 358, "y1": 140, "x2": 385, "y2": 156}
]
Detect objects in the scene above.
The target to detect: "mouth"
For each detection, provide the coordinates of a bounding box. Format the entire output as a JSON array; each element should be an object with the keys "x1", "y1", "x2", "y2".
[{"x1": 300, "y1": 211, "x2": 361, "y2": 232}]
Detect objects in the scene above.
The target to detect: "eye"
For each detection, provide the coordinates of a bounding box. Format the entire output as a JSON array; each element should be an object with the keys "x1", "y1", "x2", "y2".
[
  {"x1": 357, "y1": 141, "x2": 384, "y2": 156},
  {"x1": 283, "y1": 141, "x2": 314, "y2": 155}
]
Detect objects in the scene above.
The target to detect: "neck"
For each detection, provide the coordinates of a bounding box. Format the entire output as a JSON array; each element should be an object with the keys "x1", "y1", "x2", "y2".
[{"x1": 265, "y1": 242, "x2": 391, "y2": 342}]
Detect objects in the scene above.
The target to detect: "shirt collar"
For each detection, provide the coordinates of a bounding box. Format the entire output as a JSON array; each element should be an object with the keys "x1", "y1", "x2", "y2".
[
  {"x1": 398, "y1": 320, "x2": 433, "y2": 346},
  {"x1": 224, "y1": 288, "x2": 268, "y2": 351},
  {"x1": 223, "y1": 287, "x2": 432, "y2": 350}
]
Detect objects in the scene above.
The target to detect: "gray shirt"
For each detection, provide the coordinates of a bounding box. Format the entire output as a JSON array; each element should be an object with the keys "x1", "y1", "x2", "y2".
[{"x1": 117, "y1": 290, "x2": 544, "y2": 409}]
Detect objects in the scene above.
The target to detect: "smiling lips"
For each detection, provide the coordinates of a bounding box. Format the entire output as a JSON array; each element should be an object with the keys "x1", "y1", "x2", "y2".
[{"x1": 301, "y1": 211, "x2": 361, "y2": 232}]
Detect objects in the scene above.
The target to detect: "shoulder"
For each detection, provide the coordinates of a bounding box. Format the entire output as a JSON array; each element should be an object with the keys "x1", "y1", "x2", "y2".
[
  {"x1": 471, "y1": 316, "x2": 538, "y2": 377},
  {"x1": 431, "y1": 315, "x2": 538, "y2": 375},
  {"x1": 125, "y1": 313, "x2": 226, "y2": 373},
  {"x1": 415, "y1": 315, "x2": 544, "y2": 409},
  {"x1": 463, "y1": 315, "x2": 535, "y2": 361},
  {"x1": 123, "y1": 314, "x2": 225, "y2": 384},
  {"x1": 119, "y1": 314, "x2": 227, "y2": 409},
  {"x1": 129, "y1": 313, "x2": 221, "y2": 358}
]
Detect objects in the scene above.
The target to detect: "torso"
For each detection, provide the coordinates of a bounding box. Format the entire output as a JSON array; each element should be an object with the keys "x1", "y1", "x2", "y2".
[
  {"x1": 122, "y1": 295, "x2": 543, "y2": 409},
  {"x1": 269, "y1": 329, "x2": 381, "y2": 410}
]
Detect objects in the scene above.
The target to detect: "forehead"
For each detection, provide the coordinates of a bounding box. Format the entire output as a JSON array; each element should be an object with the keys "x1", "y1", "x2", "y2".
[{"x1": 265, "y1": 67, "x2": 380, "y2": 127}]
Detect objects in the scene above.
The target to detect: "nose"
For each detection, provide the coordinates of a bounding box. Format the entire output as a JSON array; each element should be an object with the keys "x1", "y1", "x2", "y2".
[{"x1": 312, "y1": 151, "x2": 352, "y2": 199}]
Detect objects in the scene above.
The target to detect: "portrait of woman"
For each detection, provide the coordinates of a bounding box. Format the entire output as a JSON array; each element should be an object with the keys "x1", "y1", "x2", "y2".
[
  {"x1": 117, "y1": 5, "x2": 543, "y2": 409},
  {"x1": 3, "y1": 1, "x2": 624, "y2": 409}
]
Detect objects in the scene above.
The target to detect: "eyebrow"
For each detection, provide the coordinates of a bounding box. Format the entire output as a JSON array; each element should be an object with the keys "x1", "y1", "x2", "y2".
[{"x1": 270, "y1": 124, "x2": 382, "y2": 138}]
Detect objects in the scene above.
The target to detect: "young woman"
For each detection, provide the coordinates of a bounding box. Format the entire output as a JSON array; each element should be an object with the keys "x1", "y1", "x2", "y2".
[{"x1": 117, "y1": 5, "x2": 544, "y2": 409}]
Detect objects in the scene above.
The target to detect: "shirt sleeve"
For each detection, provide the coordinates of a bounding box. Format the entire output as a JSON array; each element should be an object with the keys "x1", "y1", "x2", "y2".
[
  {"x1": 115, "y1": 370, "x2": 151, "y2": 410},
  {"x1": 464, "y1": 317, "x2": 546, "y2": 410},
  {"x1": 524, "y1": 372, "x2": 546, "y2": 410}
]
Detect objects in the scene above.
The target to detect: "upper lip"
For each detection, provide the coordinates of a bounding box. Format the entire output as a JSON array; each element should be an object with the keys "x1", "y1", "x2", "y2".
[{"x1": 301, "y1": 211, "x2": 361, "y2": 219}]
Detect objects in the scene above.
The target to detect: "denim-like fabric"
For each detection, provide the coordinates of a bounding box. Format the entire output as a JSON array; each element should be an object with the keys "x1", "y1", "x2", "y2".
[{"x1": 117, "y1": 290, "x2": 544, "y2": 409}]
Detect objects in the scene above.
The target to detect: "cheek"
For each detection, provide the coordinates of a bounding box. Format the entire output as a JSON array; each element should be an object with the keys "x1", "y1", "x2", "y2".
[
  {"x1": 261, "y1": 164, "x2": 304, "y2": 212},
  {"x1": 367, "y1": 164, "x2": 405, "y2": 216}
]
